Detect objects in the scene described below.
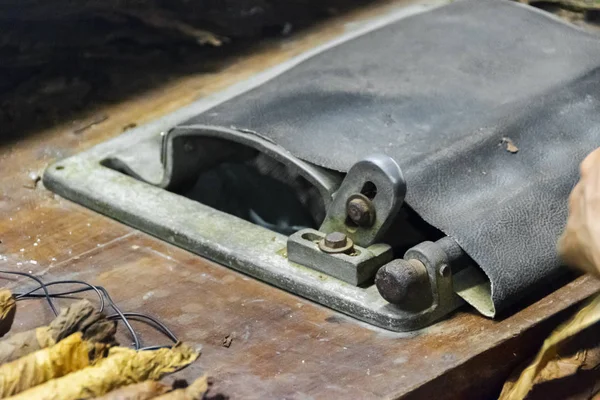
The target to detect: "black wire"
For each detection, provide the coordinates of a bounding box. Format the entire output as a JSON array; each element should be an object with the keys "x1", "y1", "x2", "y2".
[
  {"x1": 2, "y1": 273, "x2": 177, "y2": 350},
  {"x1": 13, "y1": 280, "x2": 140, "y2": 349},
  {"x1": 96, "y1": 285, "x2": 141, "y2": 350},
  {"x1": 108, "y1": 313, "x2": 177, "y2": 351},
  {"x1": 16, "y1": 280, "x2": 105, "y2": 312},
  {"x1": 0, "y1": 270, "x2": 58, "y2": 316},
  {"x1": 139, "y1": 345, "x2": 173, "y2": 351},
  {"x1": 108, "y1": 312, "x2": 178, "y2": 343}
]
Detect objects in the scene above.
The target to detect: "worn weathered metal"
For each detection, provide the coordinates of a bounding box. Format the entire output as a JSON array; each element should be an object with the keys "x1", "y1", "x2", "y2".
[
  {"x1": 289, "y1": 228, "x2": 391, "y2": 285},
  {"x1": 375, "y1": 259, "x2": 429, "y2": 307},
  {"x1": 346, "y1": 194, "x2": 375, "y2": 228},
  {"x1": 319, "y1": 155, "x2": 406, "y2": 248},
  {"x1": 318, "y1": 232, "x2": 354, "y2": 254},
  {"x1": 45, "y1": 149, "x2": 454, "y2": 330}
]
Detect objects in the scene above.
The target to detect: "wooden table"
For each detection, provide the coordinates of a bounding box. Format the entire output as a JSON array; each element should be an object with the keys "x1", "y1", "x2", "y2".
[{"x1": 0, "y1": 0, "x2": 598, "y2": 398}]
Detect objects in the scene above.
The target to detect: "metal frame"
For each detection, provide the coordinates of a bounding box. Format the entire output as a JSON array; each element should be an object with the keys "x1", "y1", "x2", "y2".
[
  {"x1": 44, "y1": 152, "x2": 455, "y2": 331},
  {"x1": 42, "y1": 0, "x2": 459, "y2": 332},
  {"x1": 44, "y1": 117, "x2": 467, "y2": 331}
]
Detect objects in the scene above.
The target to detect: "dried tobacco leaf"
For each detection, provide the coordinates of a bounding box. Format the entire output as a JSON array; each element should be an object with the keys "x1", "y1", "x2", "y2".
[
  {"x1": 500, "y1": 294, "x2": 600, "y2": 399},
  {"x1": 7, "y1": 342, "x2": 199, "y2": 400},
  {"x1": 0, "y1": 299, "x2": 116, "y2": 364},
  {"x1": 0, "y1": 332, "x2": 107, "y2": 397},
  {"x1": 0, "y1": 289, "x2": 16, "y2": 338}
]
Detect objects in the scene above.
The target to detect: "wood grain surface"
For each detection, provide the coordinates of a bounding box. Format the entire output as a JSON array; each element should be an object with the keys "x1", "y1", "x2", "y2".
[{"x1": 0, "y1": 1, "x2": 599, "y2": 398}]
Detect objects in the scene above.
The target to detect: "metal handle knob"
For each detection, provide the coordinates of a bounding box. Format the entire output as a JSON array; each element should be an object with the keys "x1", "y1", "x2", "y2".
[{"x1": 375, "y1": 258, "x2": 431, "y2": 310}]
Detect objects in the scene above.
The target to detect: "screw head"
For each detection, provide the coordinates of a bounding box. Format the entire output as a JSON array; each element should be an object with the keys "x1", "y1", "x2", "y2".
[
  {"x1": 318, "y1": 232, "x2": 354, "y2": 254},
  {"x1": 346, "y1": 194, "x2": 375, "y2": 227},
  {"x1": 324, "y1": 232, "x2": 348, "y2": 248}
]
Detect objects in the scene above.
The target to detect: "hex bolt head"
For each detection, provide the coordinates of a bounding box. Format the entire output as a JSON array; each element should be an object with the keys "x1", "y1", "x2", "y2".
[
  {"x1": 346, "y1": 194, "x2": 375, "y2": 227},
  {"x1": 318, "y1": 232, "x2": 354, "y2": 254},
  {"x1": 324, "y1": 232, "x2": 348, "y2": 249}
]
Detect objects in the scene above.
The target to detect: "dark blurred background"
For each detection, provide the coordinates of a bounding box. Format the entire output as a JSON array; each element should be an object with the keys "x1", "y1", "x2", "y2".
[
  {"x1": 0, "y1": 0, "x2": 598, "y2": 141},
  {"x1": 0, "y1": 0, "x2": 377, "y2": 140}
]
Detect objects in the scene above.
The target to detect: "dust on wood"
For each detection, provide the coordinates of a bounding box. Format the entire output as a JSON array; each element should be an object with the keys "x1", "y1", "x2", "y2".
[
  {"x1": 22, "y1": 172, "x2": 41, "y2": 190},
  {"x1": 222, "y1": 335, "x2": 233, "y2": 348},
  {"x1": 72, "y1": 114, "x2": 109, "y2": 134}
]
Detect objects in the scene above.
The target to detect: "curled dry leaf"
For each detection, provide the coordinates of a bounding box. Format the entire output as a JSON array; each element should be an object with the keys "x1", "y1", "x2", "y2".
[
  {"x1": 500, "y1": 294, "x2": 600, "y2": 400},
  {"x1": 0, "y1": 332, "x2": 107, "y2": 398},
  {"x1": 0, "y1": 289, "x2": 16, "y2": 337},
  {"x1": 0, "y1": 299, "x2": 116, "y2": 364},
  {"x1": 6, "y1": 342, "x2": 199, "y2": 400}
]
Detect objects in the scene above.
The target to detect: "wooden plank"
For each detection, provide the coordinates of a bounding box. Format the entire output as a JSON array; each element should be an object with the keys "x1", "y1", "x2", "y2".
[{"x1": 0, "y1": 1, "x2": 598, "y2": 398}]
